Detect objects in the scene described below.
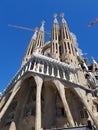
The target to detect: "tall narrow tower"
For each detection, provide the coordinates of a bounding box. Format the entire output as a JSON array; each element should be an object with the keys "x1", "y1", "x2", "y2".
[
  {"x1": 21, "y1": 29, "x2": 38, "y2": 66},
  {"x1": 59, "y1": 14, "x2": 87, "y2": 85},
  {"x1": 35, "y1": 21, "x2": 45, "y2": 49},
  {"x1": 60, "y1": 13, "x2": 77, "y2": 65},
  {"x1": 51, "y1": 14, "x2": 60, "y2": 60},
  {"x1": 21, "y1": 21, "x2": 45, "y2": 66}
]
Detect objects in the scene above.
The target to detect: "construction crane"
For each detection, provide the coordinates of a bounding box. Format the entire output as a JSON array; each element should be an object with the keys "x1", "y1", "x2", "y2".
[
  {"x1": 88, "y1": 18, "x2": 98, "y2": 27},
  {"x1": 8, "y1": 24, "x2": 51, "y2": 35}
]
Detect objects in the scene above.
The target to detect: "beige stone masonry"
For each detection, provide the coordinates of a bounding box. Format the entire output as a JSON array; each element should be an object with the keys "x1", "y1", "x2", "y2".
[
  {"x1": 53, "y1": 80, "x2": 75, "y2": 127},
  {"x1": 9, "y1": 121, "x2": 16, "y2": 130},
  {"x1": 0, "y1": 80, "x2": 22, "y2": 121},
  {"x1": 74, "y1": 88, "x2": 98, "y2": 129}
]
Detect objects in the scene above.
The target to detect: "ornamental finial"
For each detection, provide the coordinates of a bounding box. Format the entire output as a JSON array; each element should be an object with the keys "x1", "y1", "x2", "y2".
[
  {"x1": 34, "y1": 27, "x2": 38, "y2": 32},
  {"x1": 54, "y1": 13, "x2": 57, "y2": 18},
  {"x1": 41, "y1": 20, "x2": 45, "y2": 26},
  {"x1": 60, "y1": 13, "x2": 64, "y2": 18},
  {"x1": 60, "y1": 13, "x2": 66, "y2": 23},
  {"x1": 32, "y1": 27, "x2": 38, "y2": 39},
  {"x1": 53, "y1": 13, "x2": 58, "y2": 24},
  {"x1": 40, "y1": 20, "x2": 45, "y2": 31}
]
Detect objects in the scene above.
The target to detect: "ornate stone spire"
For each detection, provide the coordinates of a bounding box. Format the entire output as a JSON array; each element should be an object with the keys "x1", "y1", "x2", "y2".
[
  {"x1": 60, "y1": 12, "x2": 70, "y2": 41},
  {"x1": 21, "y1": 28, "x2": 38, "y2": 66},
  {"x1": 60, "y1": 13, "x2": 78, "y2": 65},
  {"x1": 35, "y1": 21, "x2": 45, "y2": 49},
  {"x1": 60, "y1": 13, "x2": 67, "y2": 24},
  {"x1": 51, "y1": 13, "x2": 60, "y2": 60},
  {"x1": 32, "y1": 27, "x2": 38, "y2": 40},
  {"x1": 52, "y1": 13, "x2": 59, "y2": 40},
  {"x1": 53, "y1": 13, "x2": 58, "y2": 24},
  {"x1": 40, "y1": 21, "x2": 45, "y2": 31}
]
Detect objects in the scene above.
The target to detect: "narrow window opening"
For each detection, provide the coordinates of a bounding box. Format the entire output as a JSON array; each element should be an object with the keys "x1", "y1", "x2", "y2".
[
  {"x1": 59, "y1": 45, "x2": 62, "y2": 56},
  {"x1": 68, "y1": 42, "x2": 71, "y2": 54}
]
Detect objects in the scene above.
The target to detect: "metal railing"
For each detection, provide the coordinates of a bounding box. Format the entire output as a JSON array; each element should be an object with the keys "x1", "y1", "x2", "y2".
[{"x1": 45, "y1": 126, "x2": 93, "y2": 130}]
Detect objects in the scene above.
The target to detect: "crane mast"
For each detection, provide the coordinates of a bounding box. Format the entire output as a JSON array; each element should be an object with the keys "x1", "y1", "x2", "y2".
[{"x1": 88, "y1": 18, "x2": 98, "y2": 27}]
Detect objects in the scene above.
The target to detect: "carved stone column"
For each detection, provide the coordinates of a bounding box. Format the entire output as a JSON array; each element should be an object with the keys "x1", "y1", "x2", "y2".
[
  {"x1": 57, "y1": 67, "x2": 60, "y2": 78},
  {"x1": 0, "y1": 80, "x2": 22, "y2": 121},
  {"x1": 28, "y1": 61, "x2": 32, "y2": 70},
  {"x1": 34, "y1": 76, "x2": 43, "y2": 130},
  {"x1": 9, "y1": 121, "x2": 16, "y2": 130},
  {"x1": 51, "y1": 66, "x2": 54, "y2": 77},
  {"x1": 33, "y1": 61, "x2": 37, "y2": 71},
  {"x1": 62, "y1": 68, "x2": 66, "y2": 80},
  {"x1": 46, "y1": 65, "x2": 49, "y2": 75},
  {"x1": 53, "y1": 80, "x2": 75, "y2": 127}
]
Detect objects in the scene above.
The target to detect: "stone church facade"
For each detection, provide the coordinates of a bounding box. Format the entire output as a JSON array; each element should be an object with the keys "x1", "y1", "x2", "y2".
[{"x1": 0, "y1": 14, "x2": 98, "y2": 130}]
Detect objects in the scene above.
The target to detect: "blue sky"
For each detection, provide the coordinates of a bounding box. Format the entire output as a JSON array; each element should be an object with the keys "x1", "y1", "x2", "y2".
[{"x1": 0, "y1": 0, "x2": 98, "y2": 92}]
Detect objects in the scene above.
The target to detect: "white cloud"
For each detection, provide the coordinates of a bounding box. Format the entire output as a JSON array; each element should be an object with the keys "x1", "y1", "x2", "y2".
[
  {"x1": 70, "y1": 32, "x2": 78, "y2": 47},
  {"x1": 70, "y1": 32, "x2": 83, "y2": 58}
]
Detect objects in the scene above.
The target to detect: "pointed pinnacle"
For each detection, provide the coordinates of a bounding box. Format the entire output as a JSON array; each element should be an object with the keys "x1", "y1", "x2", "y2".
[
  {"x1": 91, "y1": 56, "x2": 94, "y2": 60},
  {"x1": 60, "y1": 13, "x2": 64, "y2": 18},
  {"x1": 40, "y1": 20, "x2": 45, "y2": 31},
  {"x1": 53, "y1": 13, "x2": 58, "y2": 24},
  {"x1": 41, "y1": 20, "x2": 45, "y2": 26},
  {"x1": 32, "y1": 27, "x2": 38, "y2": 39},
  {"x1": 54, "y1": 13, "x2": 57, "y2": 18},
  {"x1": 60, "y1": 13, "x2": 67, "y2": 24},
  {"x1": 34, "y1": 27, "x2": 38, "y2": 32}
]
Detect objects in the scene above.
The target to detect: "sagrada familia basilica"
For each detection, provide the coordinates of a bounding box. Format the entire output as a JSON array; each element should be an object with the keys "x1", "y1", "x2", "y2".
[{"x1": 0, "y1": 14, "x2": 98, "y2": 130}]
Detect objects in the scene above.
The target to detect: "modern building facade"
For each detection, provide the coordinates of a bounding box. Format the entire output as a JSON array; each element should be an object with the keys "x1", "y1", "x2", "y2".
[{"x1": 0, "y1": 14, "x2": 98, "y2": 130}]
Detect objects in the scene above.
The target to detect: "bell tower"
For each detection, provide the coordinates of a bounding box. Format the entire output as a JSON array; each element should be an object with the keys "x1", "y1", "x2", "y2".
[
  {"x1": 21, "y1": 28, "x2": 38, "y2": 66},
  {"x1": 60, "y1": 13, "x2": 78, "y2": 65},
  {"x1": 51, "y1": 14, "x2": 60, "y2": 60},
  {"x1": 35, "y1": 21, "x2": 45, "y2": 49},
  {"x1": 21, "y1": 21, "x2": 45, "y2": 66}
]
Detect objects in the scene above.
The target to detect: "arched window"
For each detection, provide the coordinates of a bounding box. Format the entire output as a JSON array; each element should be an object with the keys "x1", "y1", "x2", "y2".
[
  {"x1": 59, "y1": 45, "x2": 62, "y2": 56},
  {"x1": 31, "y1": 107, "x2": 36, "y2": 116},
  {"x1": 56, "y1": 43, "x2": 58, "y2": 53},
  {"x1": 63, "y1": 30, "x2": 65, "y2": 39},
  {"x1": 56, "y1": 43, "x2": 58, "y2": 50},
  {"x1": 64, "y1": 42, "x2": 67, "y2": 52},
  {"x1": 56, "y1": 107, "x2": 66, "y2": 117},
  {"x1": 66, "y1": 31, "x2": 68, "y2": 39},
  {"x1": 67, "y1": 42, "x2": 71, "y2": 54},
  {"x1": 55, "y1": 32, "x2": 58, "y2": 40},
  {"x1": 52, "y1": 42, "x2": 54, "y2": 53},
  {"x1": 80, "y1": 109, "x2": 88, "y2": 118}
]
